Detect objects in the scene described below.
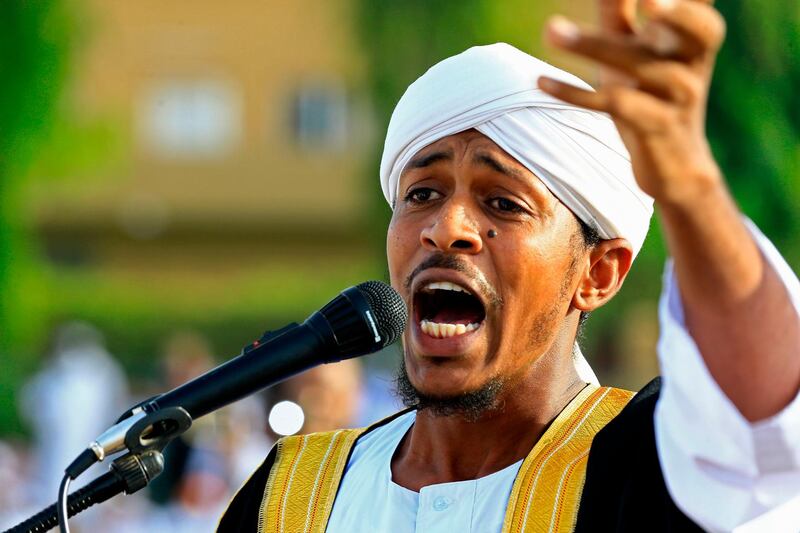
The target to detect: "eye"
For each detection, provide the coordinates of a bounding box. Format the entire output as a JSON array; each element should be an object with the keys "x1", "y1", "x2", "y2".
[
  {"x1": 404, "y1": 187, "x2": 442, "y2": 204},
  {"x1": 489, "y1": 197, "x2": 526, "y2": 214}
]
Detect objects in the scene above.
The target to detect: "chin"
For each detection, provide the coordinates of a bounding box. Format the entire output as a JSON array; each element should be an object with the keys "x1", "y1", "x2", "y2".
[
  {"x1": 400, "y1": 353, "x2": 498, "y2": 395},
  {"x1": 404, "y1": 348, "x2": 486, "y2": 394},
  {"x1": 395, "y1": 356, "x2": 505, "y2": 420}
]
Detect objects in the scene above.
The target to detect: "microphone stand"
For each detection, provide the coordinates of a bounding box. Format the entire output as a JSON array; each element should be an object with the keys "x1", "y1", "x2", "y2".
[
  {"x1": 8, "y1": 311, "x2": 372, "y2": 532},
  {"x1": 6, "y1": 451, "x2": 165, "y2": 533},
  {"x1": 6, "y1": 406, "x2": 193, "y2": 533}
]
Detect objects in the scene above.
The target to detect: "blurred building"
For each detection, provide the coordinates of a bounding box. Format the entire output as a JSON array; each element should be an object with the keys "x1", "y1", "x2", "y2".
[
  {"x1": 23, "y1": 0, "x2": 652, "y2": 387},
  {"x1": 26, "y1": 0, "x2": 386, "y2": 370}
]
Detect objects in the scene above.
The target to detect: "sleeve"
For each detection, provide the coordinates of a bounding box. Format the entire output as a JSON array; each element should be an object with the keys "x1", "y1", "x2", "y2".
[{"x1": 654, "y1": 219, "x2": 800, "y2": 532}]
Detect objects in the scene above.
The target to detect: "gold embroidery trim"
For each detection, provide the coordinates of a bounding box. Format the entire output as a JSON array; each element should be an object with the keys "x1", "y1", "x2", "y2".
[
  {"x1": 258, "y1": 428, "x2": 365, "y2": 533},
  {"x1": 502, "y1": 385, "x2": 634, "y2": 533}
]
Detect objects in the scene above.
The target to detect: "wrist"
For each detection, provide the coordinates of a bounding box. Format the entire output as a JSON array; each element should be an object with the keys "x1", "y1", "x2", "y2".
[{"x1": 652, "y1": 161, "x2": 727, "y2": 214}]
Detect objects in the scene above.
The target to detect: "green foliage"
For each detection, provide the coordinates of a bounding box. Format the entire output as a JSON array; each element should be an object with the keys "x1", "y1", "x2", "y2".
[
  {"x1": 0, "y1": 0, "x2": 75, "y2": 435},
  {"x1": 708, "y1": 1, "x2": 800, "y2": 263},
  {"x1": 24, "y1": 111, "x2": 129, "y2": 188}
]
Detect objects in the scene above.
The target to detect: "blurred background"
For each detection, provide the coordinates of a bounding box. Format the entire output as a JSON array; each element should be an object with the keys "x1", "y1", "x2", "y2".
[{"x1": 1, "y1": 0, "x2": 798, "y2": 530}]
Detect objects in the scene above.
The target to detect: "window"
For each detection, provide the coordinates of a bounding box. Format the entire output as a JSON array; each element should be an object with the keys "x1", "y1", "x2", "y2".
[
  {"x1": 139, "y1": 79, "x2": 241, "y2": 158},
  {"x1": 291, "y1": 81, "x2": 349, "y2": 151}
]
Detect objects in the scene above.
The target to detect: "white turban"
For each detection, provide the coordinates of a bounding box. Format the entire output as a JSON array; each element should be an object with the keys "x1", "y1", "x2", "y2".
[{"x1": 380, "y1": 43, "x2": 653, "y2": 256}]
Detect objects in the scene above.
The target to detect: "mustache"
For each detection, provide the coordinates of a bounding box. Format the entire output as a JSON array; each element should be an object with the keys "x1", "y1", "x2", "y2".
[{"x1": 404, "y1": 253, "x2": 503, "y2": 309}]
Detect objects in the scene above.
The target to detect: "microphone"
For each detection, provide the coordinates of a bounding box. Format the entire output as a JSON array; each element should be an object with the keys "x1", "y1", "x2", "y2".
[
  {"x1": 69, "y1": 281, "x2": 407, "y2": 478},
  {"x1": 148, "y1": 280, "x2": 406, "y2": 419}
]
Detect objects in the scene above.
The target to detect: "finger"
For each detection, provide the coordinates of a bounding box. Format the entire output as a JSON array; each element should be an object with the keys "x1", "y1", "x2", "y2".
[
  {"x1": 639, "y1": 21, "x2": 696, "y2": 59},
  {"x1": 546, "y1": 17, "x2": 702, "y2": 104},
  {"x1": 642, "y1": 0, "x2": 726, "y2": 56},
  {"x1": 538, "y1": 77, "x2": 607, "y2": 111},
  {"x1": 597, "y1": 0, "x2": 637, "y2": 34},
  {"x1": 538, "y1": 77, "x2": 674, "y2": 132}
]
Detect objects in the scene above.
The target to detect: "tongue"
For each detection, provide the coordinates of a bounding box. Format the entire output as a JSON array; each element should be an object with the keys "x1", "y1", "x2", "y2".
[{"x1": 430, "y1": 308, "x2": 482, "y2": 325}]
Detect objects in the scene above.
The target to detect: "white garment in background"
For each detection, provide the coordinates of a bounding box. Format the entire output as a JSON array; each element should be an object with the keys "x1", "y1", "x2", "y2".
[
  {"x1": 21, "y1": 345, "x2": 129, "y2": 499},
  {"x1": 325, "y1": 221, "x2": 800, "y2": 532}
]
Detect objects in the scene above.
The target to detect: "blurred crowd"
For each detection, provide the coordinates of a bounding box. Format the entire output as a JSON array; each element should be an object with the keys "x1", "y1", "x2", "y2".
[{"x1": 0, "y1": 322, "x2": 398, "y2": 532}]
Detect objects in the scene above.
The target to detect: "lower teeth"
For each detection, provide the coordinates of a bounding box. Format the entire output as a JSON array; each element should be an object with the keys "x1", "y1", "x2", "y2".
[{"x1": 420, "y1": 319, "x2": 480, "y2": 338}]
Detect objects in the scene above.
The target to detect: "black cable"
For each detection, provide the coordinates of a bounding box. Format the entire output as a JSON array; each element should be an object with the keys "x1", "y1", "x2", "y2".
[
  {"x1": 64, "y1": 449, "x2": 97, "y2": 481},
  {"x1": 56, "y1": 475, "x2": 70, "y2": 533}
]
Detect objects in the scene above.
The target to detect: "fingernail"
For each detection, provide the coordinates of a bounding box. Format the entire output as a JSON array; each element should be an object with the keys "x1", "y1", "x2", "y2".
[
  {"x1": 650, "y1": 24, "x2": 681, "y2": 55},
  {"x1": 537, "y1": 76, "x2": 555, "y2": 90},
  {"x1": 548, "y1": 16, "x2": 580, "y2": 44},
  {"x1": 644, "y1": 0, "x2": 676, "y2": 13}
]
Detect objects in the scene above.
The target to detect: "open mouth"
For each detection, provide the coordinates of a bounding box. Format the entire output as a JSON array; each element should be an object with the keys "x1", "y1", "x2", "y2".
[{"x1": 413, "y1": 281, "x2": 486, "y2": 339}]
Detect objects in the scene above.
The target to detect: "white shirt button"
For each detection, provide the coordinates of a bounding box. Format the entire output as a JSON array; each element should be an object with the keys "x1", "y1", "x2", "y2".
[{"x1": 433, "y1": 496, "x2": 452, "y2": 511}]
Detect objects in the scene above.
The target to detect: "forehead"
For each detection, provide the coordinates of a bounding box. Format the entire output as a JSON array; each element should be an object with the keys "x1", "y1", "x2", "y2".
[
  {"x1": 422, "y1": 129, "x2": 499, "y2": 150},
  {"x1": 400, "y1": 129, "x2": 555, "y2": 200},
  {"x1": 404, "y1": 129, "x2": 515, "y2": 170}
]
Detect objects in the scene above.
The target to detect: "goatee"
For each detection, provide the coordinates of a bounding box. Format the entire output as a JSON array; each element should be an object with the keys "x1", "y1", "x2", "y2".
[{"x1": 393, "y1": 359, "x2": 505, "y2": 422}]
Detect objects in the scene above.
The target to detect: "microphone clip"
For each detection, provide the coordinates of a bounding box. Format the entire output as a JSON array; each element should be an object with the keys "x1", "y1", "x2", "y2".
[
  {"x1": 83, "y1": 405, "x2": 192, "y2": 471},
  {"x1": 123, "y1": 406, "x2": 193, "y2": 455}
]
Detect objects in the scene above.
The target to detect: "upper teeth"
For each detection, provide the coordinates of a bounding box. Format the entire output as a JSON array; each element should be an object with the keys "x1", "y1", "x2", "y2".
[{"x1": 423, "y1": 281, "x2": 470, "y2": 294}]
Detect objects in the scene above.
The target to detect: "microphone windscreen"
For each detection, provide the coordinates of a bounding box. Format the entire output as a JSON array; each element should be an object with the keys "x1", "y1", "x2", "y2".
[
  {"x1": 316, "y1": 280, "x2": 407, "y2": 359},
  {"x1": 355, "y1": 281, "x2": 407, "y2": 347}
]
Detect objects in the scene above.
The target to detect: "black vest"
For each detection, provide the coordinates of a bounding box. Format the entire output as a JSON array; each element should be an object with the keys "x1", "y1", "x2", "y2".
[{"x1": 575, "y1": 377, "x2": 703, "y2": 531}]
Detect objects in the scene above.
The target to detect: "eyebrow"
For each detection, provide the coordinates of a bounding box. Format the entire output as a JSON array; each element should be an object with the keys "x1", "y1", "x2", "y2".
[
  {"x1": 473, "y1": 152, "x2": 527, "y2": 182},
  {"x1": 405, "y1": 149, "x2": 453, "y2": 171},
  {"x1": 403, "y1": 148, "x2": 530, "y2": 184}
]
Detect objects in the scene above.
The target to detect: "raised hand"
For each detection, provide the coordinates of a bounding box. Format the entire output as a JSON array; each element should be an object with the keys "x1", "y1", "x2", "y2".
[
  {"x1": 539, "y1": 0, "x2": 726, "y2": 207},
  {"x1": 539, "y1": 0, "x2": 800, "y2": 423}
]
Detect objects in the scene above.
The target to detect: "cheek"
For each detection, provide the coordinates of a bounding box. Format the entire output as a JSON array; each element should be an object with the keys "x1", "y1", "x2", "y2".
[
  {"x1": 491, "y1": 235, "x2": 550, "y2": 289},
  {"x1": 493, "y1": 233, "x2": 575, "y2": 311},
  {"x1": 386, "y1": 218, "x2": 416, "y2": 284}
]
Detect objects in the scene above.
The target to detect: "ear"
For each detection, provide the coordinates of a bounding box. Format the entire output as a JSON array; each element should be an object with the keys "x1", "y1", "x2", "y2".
[{"x1": 572, "y1": 238, "x2": 634, "y2": 313}]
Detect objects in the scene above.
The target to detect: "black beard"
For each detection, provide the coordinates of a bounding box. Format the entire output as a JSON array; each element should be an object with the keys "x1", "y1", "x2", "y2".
[{"x1": 393, "y1": 359, "x2": 505, "y2": 423}]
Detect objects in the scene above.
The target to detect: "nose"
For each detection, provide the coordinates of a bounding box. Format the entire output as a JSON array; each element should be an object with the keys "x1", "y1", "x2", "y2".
[{"x1": 420, "y1": 201, "x2": 483, "y2": 254}]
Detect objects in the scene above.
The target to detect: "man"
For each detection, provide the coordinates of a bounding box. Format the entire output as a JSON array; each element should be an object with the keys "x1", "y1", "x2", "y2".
[{"x1": 219, "y1": 0, "x2": 800, "y2": 531}]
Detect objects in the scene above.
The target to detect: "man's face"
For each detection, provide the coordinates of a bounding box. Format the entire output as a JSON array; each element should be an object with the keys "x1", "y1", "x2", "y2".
[{"x1": 387, "y1": 129, "x2": 585, "y2": 400}]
